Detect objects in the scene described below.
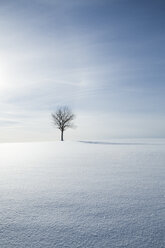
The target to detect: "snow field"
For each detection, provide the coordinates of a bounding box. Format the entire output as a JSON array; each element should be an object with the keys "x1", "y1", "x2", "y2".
[{"x1": 0, "y1": 140, "x2": 165, "y2": 248}]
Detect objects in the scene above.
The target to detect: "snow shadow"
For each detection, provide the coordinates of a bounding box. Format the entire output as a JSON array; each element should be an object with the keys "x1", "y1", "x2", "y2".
[{"x1": 79, "y1": 141, "x2": 150, "y2": 146}]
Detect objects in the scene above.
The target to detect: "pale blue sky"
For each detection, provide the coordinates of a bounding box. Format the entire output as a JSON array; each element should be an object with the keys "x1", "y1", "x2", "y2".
[{"x1": 0, "y1": 0, "x2": 165, "y2": 141}]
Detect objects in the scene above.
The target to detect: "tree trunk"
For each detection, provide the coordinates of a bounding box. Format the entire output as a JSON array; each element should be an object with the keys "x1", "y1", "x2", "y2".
[{"x1": 61, "y1": 130, "x2": 64, "y2": 141}]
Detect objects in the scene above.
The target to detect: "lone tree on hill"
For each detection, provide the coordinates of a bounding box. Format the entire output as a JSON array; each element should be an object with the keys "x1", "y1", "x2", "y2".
[{"x1": 51, "y1": 106, "x2": 75, "y2": 141}]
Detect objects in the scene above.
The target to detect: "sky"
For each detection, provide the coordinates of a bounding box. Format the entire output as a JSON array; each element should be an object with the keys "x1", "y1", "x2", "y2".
[{"x1": 0, "y1": 0, "x2": 165, "y2": 142}]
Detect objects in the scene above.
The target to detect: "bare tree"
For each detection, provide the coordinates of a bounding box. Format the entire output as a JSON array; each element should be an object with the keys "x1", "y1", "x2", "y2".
[{"x1": 51, "y1": 106, "x2": 75, "y2": 141}]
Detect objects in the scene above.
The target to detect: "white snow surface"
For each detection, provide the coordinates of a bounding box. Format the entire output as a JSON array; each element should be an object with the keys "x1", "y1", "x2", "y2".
[{"x1": 0, "y1": 139, "x2": 165, "y2": 248}]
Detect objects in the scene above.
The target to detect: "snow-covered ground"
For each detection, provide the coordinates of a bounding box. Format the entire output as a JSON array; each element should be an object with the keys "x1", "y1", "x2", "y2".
[{"x1": 0, "y1": 139, "x2": 165, "y2": 248}]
